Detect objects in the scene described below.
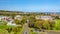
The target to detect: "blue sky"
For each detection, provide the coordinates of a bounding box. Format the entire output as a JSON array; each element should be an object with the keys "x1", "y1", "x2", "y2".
[{"x1": 0, "y1": 0, "x2": 60, "y2": 12}]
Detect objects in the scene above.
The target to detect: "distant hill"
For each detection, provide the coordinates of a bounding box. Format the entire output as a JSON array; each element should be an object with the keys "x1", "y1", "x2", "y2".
[
  {"x1": 0, "y1": 10, "x2": 25, "y2": 14},
  {"x1": 0, "y1": 10, "x2": 60, "y2": 16},
  {"x1": 0, "y1": 10, "x2": 26, "y2": 16}
]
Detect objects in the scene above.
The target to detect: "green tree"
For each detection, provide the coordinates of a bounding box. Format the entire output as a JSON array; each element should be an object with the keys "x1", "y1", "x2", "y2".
[
  {"x1": 49, "y1": 21, "x2": 55, "y2": 30},
  {"x1": 28, "y1": 15, "x2": 36, "y2": 28},
  {"x1": 54, "y1": 19, "x2": 60, "y2": 30},
  {"x1": 14, "y1": 19, "x2": 21, "y2": 25},
  {"x1": 42, "y1": 20, "x2": 50, "y2": 30},
  {"x1": 21, "y1": 17, "x2": 27, "y2": 24},
  {"x1": 34, "y1": 20, "x2": 43, "y2": 29},
  {"x1": 55, "y1": 16, "x2": 60, "y2": 19}
]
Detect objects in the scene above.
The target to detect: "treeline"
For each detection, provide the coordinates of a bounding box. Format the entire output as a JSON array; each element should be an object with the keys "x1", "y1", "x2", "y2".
[
  {"x1": 0, "y1": 10, "x2": 51, "y2": 16},
  {"x1": 28, "y1": 15, "x2": 60, "y2": 30},
  {"x1": 0, "y1": 10, "x2": 25, "y2": 16}
]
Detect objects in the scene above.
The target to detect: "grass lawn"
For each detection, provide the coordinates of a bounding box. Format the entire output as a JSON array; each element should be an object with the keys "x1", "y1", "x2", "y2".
[
  {"x1": 0, "y1": 25, "x2": 23, "y2": 34},
  {"x1": 0, "y1": 29, "x2": 9, "y2": 34}
]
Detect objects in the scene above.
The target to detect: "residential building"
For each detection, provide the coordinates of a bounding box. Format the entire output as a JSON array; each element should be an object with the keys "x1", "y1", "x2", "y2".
[
  {"x1": 14, "y1": 15, "x2": 23, "y2": 20},
  {"x1": 35, "y1": 16, "x2": 54, "y2": 20},
  {"x1": 1, "y1": 16, "x2": 16, "y2": 26}
]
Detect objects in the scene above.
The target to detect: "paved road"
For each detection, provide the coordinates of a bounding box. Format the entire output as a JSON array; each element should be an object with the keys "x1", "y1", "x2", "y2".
[
  {"x1": 43, "y1": 31, "x2": 60, "y2": 34},
  {"x1": 22, "y1": 20, "x2": 29, "y2": 34},
  {"x1": 47, "y1": 32, "x2": 60, "y2": 34}
]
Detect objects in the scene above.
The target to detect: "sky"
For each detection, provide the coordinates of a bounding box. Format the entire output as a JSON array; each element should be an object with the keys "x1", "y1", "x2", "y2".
[{"x1": 0, "y1": 0, "x2": 60, "y2": 12}]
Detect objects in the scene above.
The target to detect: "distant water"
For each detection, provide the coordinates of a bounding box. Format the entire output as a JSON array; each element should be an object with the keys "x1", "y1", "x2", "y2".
[
  {"x1": 29, "y1": 12, "x2": 60, "y2": 14},
  {"x1": 41, "y1": 12, "x2": 60, "y2": 14}
]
